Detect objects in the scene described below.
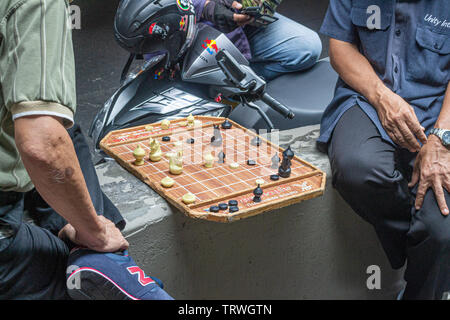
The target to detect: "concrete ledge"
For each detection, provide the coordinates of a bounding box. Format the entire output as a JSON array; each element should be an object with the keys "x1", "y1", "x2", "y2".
[{"x1": 96, "y1": 125, "x2": 405, "y2": 299}]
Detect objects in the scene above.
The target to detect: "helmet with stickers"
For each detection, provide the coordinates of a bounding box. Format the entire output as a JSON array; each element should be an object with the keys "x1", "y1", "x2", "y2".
[{"x1": 114, "y1": 0, "x2": 197, "y2": 66}]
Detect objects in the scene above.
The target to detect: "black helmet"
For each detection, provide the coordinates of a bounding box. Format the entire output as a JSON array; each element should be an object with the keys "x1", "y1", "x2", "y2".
[{"x1": 114, "y1": 0, "x2": 197, "y2": 67}]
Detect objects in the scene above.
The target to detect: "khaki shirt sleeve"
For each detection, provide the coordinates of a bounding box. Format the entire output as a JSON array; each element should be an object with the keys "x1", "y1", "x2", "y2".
[
  {"x1": 0, "y1": 0, "x2": 77, "y2": 126},
  {"x1": 11, "y1": 100, "x2": 74, "y2": 129}
]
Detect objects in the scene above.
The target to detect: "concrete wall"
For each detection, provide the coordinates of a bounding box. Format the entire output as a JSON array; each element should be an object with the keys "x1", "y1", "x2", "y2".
[{"x1": 124, "y1": 183, "x2": 404, "y2": 299}]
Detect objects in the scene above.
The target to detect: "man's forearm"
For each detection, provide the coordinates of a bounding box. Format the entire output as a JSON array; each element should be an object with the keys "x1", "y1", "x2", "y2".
[
  {"x1": 14, "y1": 115, "x2": 106, "y2": 247},
  {"x1": 435, "y1": 82, "x2": 450, "y2": 129},
  {"x1": 329, "y1": 38, "x2": 390, "y2": 109}
]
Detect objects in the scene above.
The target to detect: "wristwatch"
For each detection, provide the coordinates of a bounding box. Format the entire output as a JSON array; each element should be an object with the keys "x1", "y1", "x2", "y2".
[{"x1": 429, "y1": 128, "x2": 450, "y2": 147}]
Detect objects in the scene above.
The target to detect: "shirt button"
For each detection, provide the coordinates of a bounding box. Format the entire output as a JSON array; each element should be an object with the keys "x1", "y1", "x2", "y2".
[
  {"x1": 395, "y1": 29, "x2": 401, "y2": 36},
  {"x1": 434, "y1": 43, "x2": 440, "y2": 49},
  {"x1": 394, "y1": 66, "x2": 399, "y2": 73}
]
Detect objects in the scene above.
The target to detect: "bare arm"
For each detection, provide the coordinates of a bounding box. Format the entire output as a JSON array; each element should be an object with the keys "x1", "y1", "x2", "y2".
[
  {"x1": 329, "y1": 38, "x2": 427, "y2": 152},
  {"x1": 329, "y1": 38, "x2": 385, "y2": 103},
  {"x1": 14, "y1": 115, "x2": 128, "y2": 251},
  {"x1": 435, "y1": 82, "x2": 450, "y2": 129}
]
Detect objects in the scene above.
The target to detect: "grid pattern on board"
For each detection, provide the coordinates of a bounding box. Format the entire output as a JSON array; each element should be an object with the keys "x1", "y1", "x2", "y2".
[
  {"x1": 104, "y1": 119, "x2": 217, "y2": 146},
  {"x1": 108, "y1": 123, "x2": 315, "y2": 204}
]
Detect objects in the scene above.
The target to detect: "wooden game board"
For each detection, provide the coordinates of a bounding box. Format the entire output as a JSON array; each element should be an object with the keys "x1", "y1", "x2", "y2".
[{"x1": 100, "y1": 117, "x2": 326, "y2": 223}]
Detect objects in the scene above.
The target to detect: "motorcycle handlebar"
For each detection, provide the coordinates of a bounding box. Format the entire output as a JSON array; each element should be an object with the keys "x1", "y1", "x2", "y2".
[{"x1": 261, "y1": 93, "x2": 295, "y2": 119}]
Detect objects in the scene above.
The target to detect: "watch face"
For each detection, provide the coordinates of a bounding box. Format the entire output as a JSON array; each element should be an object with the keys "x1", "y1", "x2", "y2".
[{"x1": 443, "y1": 131, "x2": 450, "y2": 146}]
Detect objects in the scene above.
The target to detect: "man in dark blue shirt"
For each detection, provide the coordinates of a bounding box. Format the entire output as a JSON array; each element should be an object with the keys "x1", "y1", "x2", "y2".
[{"x1": 319, "y1": 0, "x2": 449, "y2": 299}]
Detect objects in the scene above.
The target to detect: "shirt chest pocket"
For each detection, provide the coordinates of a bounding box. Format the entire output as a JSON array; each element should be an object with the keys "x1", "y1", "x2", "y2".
[
  {"x1": 406, "y1": 26, "x2": 450, "y2": 86},
  {"x1": 351, "y1": 6, "x2": 392, "y2": 75}
]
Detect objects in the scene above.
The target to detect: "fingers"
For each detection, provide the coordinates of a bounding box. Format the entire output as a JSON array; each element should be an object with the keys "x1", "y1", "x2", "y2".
[
  {"x1": 402, "y1": 102, "x2": 427, "y2": 145},
  {"x1": 414, "y1": 124, "x2": 428, "y2": 146},
  {"x1": 106, "y1": 220, "x2": 129, "y2": 250},
  {"x1": 233, "y1": 13, "x2": 252, "y2": 24},
  {"x1": 405, "y1": 115, "x2": 427, "y2": 146},
  {"x1": 386, "y1": 117, "x2": 426, "y2": 153},
  {"x1": 415, "y1": 178, "x2": 429, "y2": 210},
  {"x1": 388, "y1": 127, "x2": 407, "y2": 150},
  {"x1": 231, "y1": 1, "x2": 243, "y2": 10},
  {"x1": 415, "y1": 176, "x2": 449, "y2": 216},
  {"x1": 380, "y1": 96, "x2": 427, "y2": 152},
  {"x1": 409, "y1": 156, "x2": 420, "y2": 188},
  {"x1": 92, "y1": 215, "x2": 129, "y2": 252},
  {"x1": 445, "y1": 181, "x2": 450, "y2": 193},
  {"x1": 58, "y1": 223, "x2": 76, "y2": 242},
  {"x1": 398, "y1": 122, "x2": 421, "y2": 152},
  {"x1": 237, "y1": 17, "x2": 254, "y2": 27},
  {"x1": 119, "y1": 238, "x2": 130, "y2": 251},
  {"x1": 432, "y1": 182, "x2": 449, "y2": 216}
]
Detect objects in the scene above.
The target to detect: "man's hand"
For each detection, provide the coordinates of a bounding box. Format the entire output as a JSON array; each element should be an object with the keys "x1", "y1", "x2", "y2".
[
  {"x1": 203, "y1": 0, "x2": 253, "y2": 33},
  {"x1": 328, "y1": 39, "x2": 427, "y2": 152},
  {"x1": 59, "y1": 216, "x2": 129, "y2": 252},
  {"x1": 409, "y1": 135, "x2": 450, "y2": 216},
  {"x1": 374, "y1": 86, "x2": 428, "y2": 152}
]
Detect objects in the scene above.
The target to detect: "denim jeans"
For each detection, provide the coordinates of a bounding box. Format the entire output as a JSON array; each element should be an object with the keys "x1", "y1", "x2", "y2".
[{"x1": 245, "y1": 14, "x2": 322, "y2": 81}]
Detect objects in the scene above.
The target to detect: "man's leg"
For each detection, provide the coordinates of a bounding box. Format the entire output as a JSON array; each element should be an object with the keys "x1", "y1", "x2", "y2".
[
  {"x1": 404, "y1": 187, "x2": 450, "y2": 299},
  {"x1": 0, "y1": 192, "x2": 70, "y2": 300},
  {"x1": 328, "y1": 105, "x2": 450, "y2": 299},
  {"x1": 244, "y1": 14, "x2": 322, "y2": 81},
  {"x1": 328, "y1": 105, "x2": 413, "y2": 269}
]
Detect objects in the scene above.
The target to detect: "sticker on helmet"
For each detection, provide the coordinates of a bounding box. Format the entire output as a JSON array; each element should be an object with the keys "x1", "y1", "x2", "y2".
[
  {"x1": 177, "y1": 0, "x2": 190, "y2": 11},
  {"x1": 179, "y1": 15, "x2": 188, "y2": 31},
  {"x1": 149, "y1": 23, "x2": 156, "y2": 34},
  {"x1": 149, "y1": 22, "x2": 168, "y2": 39}
]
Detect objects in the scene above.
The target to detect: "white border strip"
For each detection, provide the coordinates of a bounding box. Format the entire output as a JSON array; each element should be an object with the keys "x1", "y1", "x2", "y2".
[{"x1": 12, "y1": 110, "x2": 74, "y2": 127}]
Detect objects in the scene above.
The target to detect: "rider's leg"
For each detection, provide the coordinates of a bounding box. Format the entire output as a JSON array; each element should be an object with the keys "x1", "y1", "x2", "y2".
[{"x1": 245, "y1": 14, "x2": 322, "y2": 81}]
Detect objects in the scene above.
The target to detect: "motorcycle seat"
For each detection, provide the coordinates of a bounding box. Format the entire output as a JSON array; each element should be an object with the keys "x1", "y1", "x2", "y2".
[{"x1": 230, "y1": 58, "x2": 338, "y2": 131}]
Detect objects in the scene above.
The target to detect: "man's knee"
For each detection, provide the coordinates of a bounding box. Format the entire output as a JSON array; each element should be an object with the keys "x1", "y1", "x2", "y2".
[
  {"x1": 330, "y1": 149, "x2": 399, "y2": 193},
  {"x1": 282, "y1": 31, "x2": 322, "y2": 72},
  {"x1": 331, "y1": 151, "x2": 365, "y2": 192},
  {"x1": 411, "y1": 190, "x2": 450, "y2": 249}
]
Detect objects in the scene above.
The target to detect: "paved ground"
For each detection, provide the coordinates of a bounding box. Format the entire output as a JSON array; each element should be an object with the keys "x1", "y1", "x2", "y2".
[{"x1": 71, "y1": 0, "x2": 330, "y2": 151}]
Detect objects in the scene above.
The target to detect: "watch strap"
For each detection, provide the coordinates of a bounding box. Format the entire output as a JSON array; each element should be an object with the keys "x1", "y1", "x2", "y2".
[
  {"x1": 430, "y1": 128, "x2": 450, "y2": 147},
  {"x1": 430, "y1": 128, "x2": 444, "y2": 139}
]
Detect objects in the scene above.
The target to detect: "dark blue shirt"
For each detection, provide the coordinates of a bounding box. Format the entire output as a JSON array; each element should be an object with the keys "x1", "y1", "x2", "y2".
[{"x1": 318, "y1": 0, "x2": 450, "y2": 147}]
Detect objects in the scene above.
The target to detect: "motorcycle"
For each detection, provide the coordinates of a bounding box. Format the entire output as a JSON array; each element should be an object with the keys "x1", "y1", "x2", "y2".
[{"x1": 89, "y1": 23, "x2": 337, "y2": 154}]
